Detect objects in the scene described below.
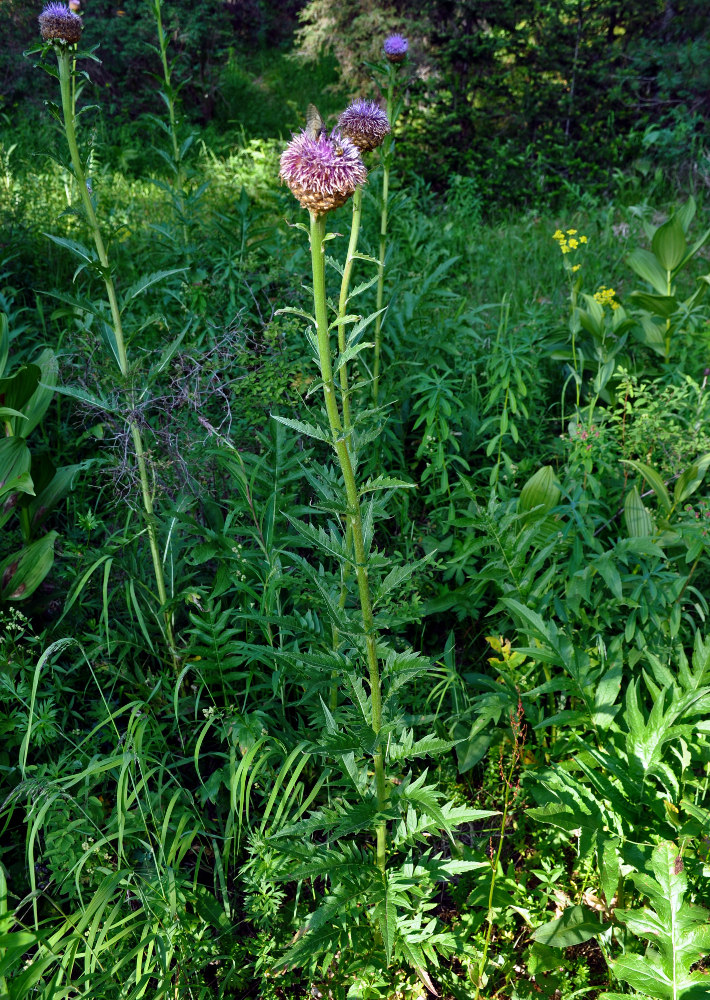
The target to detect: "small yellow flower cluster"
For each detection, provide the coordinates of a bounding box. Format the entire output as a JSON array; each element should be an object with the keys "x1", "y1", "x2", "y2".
[
  {"x1": 552, "y1": 228, "x2": 588, "y2": 254},
  {"x1": 593, "y1": 285, "x2": 620, "y2": 309}
]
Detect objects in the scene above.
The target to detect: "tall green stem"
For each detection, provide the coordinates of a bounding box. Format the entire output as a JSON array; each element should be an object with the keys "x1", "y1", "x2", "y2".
[
  {"x1": 56, "y1": 47, "x2": 176, "y2": 661},
  {"x1": 310, "y1": 212, "x2": 387, "y2": 875},
  {"x1": 373, "y1": 76, "x2": 394, "y2": 406}
]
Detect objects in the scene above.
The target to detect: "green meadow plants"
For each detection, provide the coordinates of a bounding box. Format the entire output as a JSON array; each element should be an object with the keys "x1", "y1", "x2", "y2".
[{"x1": 5, "y1": 7, "x2": 710, "y2": 995}]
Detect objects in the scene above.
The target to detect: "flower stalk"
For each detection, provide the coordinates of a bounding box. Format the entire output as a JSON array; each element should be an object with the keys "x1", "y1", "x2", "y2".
[
  {"x1": 310, "y1": 211, "x2": 387, "y2": 875},
  {"x1": 53, "y1": 44, "x2": 176, "y2": 662},
  {"x1": 372, "y1": 73, "x2": 394, "y2": 407}
]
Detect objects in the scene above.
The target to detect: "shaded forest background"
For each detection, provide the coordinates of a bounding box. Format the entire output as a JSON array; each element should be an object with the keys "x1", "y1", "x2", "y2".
[{"x1": 2, "y1": 0, "x2": 709, "y2": 203}]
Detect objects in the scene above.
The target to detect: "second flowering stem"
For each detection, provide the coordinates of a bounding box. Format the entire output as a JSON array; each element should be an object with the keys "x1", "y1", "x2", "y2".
[{"x1": 56, "y1": 46, "x2": 176, "y2": 663}]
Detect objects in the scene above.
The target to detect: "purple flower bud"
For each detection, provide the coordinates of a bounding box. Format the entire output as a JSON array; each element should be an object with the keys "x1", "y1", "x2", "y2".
[
  {"x1": 383, "y1": 34, "x2": 408, "y2": 63},
  {"x1": 338, "y1": 99, "x2": 391, "y2": 152},
  {"x1": 280, "y1": 130, "x2": 367, "y2": 216},
  {"x1": 39, "y1": 2, "x2": 83, "y2": 43}
]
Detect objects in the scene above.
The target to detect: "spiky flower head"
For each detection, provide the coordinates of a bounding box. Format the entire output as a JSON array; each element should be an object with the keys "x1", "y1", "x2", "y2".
[
  {"x1": 280, "y1": 130, "x2": 367, "y2": 216},
  {"x1": 337, "y1": 100, "x2": 390, "y2": 152},
  {"x1": 383, "y1": 34, "x2": 408, "y2": 63},
  {"x1": 39, "y1": 2, "x2": 83, "y2": 43}
]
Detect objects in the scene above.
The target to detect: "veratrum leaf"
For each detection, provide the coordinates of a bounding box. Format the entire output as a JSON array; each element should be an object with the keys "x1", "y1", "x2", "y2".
[
  {"x1": 624, "y1": 485, "x2": 653, "y2": 538},
  {"x1": 608, "y1": 840, "x2": 710, "y2": 999},
  {"x1": 652, "y1": 215, "x2": 686, "y2": 272},
  {"x1": 622, "y1": 460, "x2": 671, "y2": 515},
  {"x1": 518, "y1": 465, "x2": 560, "y2": 521},
  {"x1": 627, "y1": 248, "x2": 669, "y2": 295}
]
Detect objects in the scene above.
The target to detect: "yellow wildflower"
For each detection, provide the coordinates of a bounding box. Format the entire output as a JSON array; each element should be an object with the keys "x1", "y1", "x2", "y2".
[{"x1": 594, "y1": 285, "x2": 620, "y2": 309}]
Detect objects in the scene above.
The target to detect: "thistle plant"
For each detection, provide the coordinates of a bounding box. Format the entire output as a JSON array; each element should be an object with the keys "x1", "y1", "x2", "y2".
[
  {"x1": 276, "y1": 112, "x2": 495, "y2": 990},
  {"x1": 279, "y1": 126, "x2": 388, "y2": 871},
  {"x1": 36, "y1": 3, "x2": 177, "y2": 662},
  {"x1": 372, "y1": 34, "x2": 408, "y2": 406}
]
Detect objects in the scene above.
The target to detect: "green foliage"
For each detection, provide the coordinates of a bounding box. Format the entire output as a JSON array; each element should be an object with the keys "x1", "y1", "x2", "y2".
[
  {"x1": 3, "y1": 8, "x2": 710, "y2": 994},
  {"x1": 601, "y1": 841, "x2": 710, "y2": 1000}
]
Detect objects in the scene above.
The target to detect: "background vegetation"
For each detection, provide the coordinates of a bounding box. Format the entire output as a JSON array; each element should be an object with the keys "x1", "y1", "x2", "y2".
[{"x1": 1, "y1": 1, "x2": 710, "y2": 998}]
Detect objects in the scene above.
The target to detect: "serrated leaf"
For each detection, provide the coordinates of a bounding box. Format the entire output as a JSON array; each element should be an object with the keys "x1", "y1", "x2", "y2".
[
  {"x1": 609, "y1": 840, "x2": 710, "y2": 999},
  {"x1": 271, "y1": 413, "x2": 331, "y2": 444}
]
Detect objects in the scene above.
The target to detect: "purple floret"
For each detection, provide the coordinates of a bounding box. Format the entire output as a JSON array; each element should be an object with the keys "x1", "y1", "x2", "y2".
[
  {"x1": 338, "y1": 100, "x2": 391, "y2": 152},
  {"x1": 39, "y1": 2, "x2": 83, "y2": 43},
  {"x1": 383, "y1": 34, "x2": 408, "y2": 62},
  {"x1": 280, "y1": 130, "x2": 367, "y2": 216}
]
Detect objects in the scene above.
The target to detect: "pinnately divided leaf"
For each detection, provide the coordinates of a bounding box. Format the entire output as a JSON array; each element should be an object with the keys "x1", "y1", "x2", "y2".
[{"x1": 602, "y1": 840, "x2": 710, "y2": 1000}]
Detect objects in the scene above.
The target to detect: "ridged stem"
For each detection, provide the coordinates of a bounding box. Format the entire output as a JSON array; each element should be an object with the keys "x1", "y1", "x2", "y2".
[
  {"x1": 310, "y1": 212, "x2": 387, "y2": 876},
  {"x1": 56, "y1": 47, "x2": 176, "y2": 663}
]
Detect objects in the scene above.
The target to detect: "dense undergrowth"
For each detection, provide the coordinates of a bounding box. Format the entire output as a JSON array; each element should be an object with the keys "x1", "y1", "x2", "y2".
[{"x1": 2, "y1": 6, "x2": 710, "y2": 1000}]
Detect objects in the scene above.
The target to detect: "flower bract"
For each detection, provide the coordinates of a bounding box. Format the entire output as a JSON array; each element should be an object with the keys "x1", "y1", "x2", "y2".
[
  {"x1": 338, "y1": 100, "x2": 391, "y2": 152},
  {"x1": 39, "y1": 1, "x2": 83, "y2": 43},
  {"x1": 280, "y1": 130, "x2": 367, "y2": 216}
]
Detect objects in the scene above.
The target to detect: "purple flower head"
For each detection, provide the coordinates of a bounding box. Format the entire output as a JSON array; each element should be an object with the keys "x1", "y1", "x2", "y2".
[
  {"x1": 383, "y1": 34, "x2": 408, "y2": 63},
  {"x1": 338, "y1": 99, "x2": 390, "y2": 152},
  {"x1": 39, "y1": 2, "x2": 83, "y2": 43},
  {"x1": 280, "y1": 130, "x2": 367, "y2": 216}
]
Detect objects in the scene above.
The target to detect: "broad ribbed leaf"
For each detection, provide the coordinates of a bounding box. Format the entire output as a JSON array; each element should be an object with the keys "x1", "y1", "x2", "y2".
[
  {"x1": 630, "y1": 291, "x2": 678, "y2": 318},
  {"x1": 622, "y1": 460, "x2": 671, "y2": 514},
  {"x1": 624, "y1": 485, "x2": 653, "y2": 537},
  {"x1": 518, "y1": 465, "x2": 560, "y2": 521},
  {"x1": 0, "y1": 437, "x2": 32, "y2": 496},
  {"x1": 0, "y1": 531, "x2": 58, "y2": 601},
  {"x1": 627, "y1": 249, "x2": 668, "y2": 295},
  {"x1": 652, "y1": 215, "x2": 686, "y2": 271},
  {"x1": 674, "y1": 455, "x2": 710, "y2": 505}
]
